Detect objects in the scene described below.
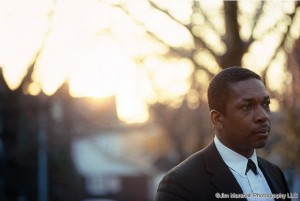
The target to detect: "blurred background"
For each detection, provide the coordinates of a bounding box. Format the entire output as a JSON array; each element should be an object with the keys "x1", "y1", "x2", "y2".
[{"x1": 0, "y1": 0, "x2": 300, "y2": 201}]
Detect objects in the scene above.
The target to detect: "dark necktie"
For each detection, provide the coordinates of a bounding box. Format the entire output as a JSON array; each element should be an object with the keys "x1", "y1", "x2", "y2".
[{"x1": 246, "y1": 159, "x2": 258, "y2": 175}]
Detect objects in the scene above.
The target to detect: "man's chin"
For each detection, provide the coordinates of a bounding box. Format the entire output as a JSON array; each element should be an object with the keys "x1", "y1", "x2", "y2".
[{"x1": 253, "y1": 140, "x2": 268, "y2": 149}]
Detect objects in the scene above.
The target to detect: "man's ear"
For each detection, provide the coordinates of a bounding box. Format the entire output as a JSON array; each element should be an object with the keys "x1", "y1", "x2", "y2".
[{"x1": 210, "y1": 109, "x2": 224, "y2": 129}]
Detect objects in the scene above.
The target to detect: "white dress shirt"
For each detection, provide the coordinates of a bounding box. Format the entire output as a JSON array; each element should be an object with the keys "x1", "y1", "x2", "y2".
[{"x1": 214, "y1": 136, "x2": 275, "y2": 201}]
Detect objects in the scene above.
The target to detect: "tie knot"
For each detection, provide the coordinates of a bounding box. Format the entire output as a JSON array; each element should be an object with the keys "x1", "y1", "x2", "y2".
[{"x1": 246, "y1": 159, "x2": 258, "y2": 175}]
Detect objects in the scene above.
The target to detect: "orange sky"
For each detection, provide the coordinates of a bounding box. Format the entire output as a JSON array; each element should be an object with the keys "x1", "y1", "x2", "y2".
[{"x1": 0, "y1": 0, "x2": 299, "y2": 122}]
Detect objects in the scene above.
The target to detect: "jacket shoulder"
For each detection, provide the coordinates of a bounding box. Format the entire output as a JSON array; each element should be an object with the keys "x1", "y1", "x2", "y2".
[
  {"x1": 258, "y1": 156, "x2": 291, "y2": 196},
  {"x1": 155, "y1": 147, "x2": 211, "y2": 201},
  {"x1": 169, "y1": 149, "x2": 206, "y2": 177},
  {"x1": 258, "y1": 156, "x2": 283, "y2": 173}
]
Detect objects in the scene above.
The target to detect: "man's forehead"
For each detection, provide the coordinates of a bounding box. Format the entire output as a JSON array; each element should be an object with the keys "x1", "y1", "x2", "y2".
[
  {"x1": 228, "y1": 79, "x2": 269, "y2": 100},
  {"x1": 239, "y1": 95, "x2": 270, "y2": 103}
]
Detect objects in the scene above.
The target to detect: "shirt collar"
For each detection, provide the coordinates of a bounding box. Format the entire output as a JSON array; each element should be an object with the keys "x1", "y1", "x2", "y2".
[{"x1": 214, "y1": 136, "x2": 258, "y2": 177}]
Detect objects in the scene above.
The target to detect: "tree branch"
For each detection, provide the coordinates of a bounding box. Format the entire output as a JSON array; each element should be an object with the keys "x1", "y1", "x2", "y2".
[
  {"x1": 149, "y1": 1, "x2": 190, "y2": 29},
  {"x1": 18, "y1": 0, "x2": 58, "y2": 91},
  {"x1": 196, "y1": 1, "x2": 222, "y2": 36},
  {"x1": 148, "y1": 1, "x2": 223, "y2": 68},
  {"x1": 245, "y1": 1, "x2": 265, "y2": 49},
  {"x1": 262, "y1": 1, "x2": 300, "y2": 84},
  {"x1": 221, "y1": 1, "x2": 244, "y2": 67}
]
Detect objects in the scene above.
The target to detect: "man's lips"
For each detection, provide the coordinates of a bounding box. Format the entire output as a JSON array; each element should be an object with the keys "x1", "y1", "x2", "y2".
[{"x1": 253, "y1": 126, "x2": 270, "y2": 134}]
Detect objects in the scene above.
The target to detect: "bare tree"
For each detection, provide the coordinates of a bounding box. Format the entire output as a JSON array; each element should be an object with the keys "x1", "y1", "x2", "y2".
[{"x1": 114, "y1": 0, "x2": 300, "y2": 165}]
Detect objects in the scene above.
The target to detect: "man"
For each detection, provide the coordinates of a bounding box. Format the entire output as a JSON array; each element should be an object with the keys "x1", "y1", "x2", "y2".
[{"x1": 155, "y1": 67, "x2": 290, "y2": 201}]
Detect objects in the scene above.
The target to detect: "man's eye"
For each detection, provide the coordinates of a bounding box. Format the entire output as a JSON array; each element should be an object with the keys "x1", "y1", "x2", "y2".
[
  {"x1": 242, "y1": 104, "x2": 251, "y2": 110},
  {"x1": 263, "y1": 101, "x2": 271, "y2": 109}
]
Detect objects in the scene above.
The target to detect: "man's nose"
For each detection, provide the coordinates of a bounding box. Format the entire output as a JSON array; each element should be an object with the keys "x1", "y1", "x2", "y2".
[{"x1": 254, "y1": 106, "x2": 269, "y2": 122}]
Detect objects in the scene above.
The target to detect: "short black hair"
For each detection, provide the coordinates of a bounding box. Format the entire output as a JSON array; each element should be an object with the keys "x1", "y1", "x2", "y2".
[{"x1": 207, "y1": 66, "x2": 261, "y2": 114}]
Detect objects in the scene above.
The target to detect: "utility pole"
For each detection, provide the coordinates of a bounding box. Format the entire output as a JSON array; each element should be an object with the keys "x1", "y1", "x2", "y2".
[{"x1": 38, "y1": 106, "x2": 48, "y2": 201}]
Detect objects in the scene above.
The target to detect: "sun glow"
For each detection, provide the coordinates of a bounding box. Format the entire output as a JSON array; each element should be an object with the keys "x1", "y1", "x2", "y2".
[
  {"x1": 0, "y1": 0, "x2": 51, "y2": 89},
  {"x1": 0, "y1": 0, "x2": 295, "y2": 123},
  {"x1": 66, "y1": 37, "x2": 151, "y2": 123},
  {"x1": 69, "y1": 39, "x2": 123, "y2": 98},
  {"x1": 0, "y1": 0, "x2": 157, "y2": 123}
]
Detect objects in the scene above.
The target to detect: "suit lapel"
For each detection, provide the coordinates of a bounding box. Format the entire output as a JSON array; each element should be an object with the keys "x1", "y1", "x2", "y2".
[
  {"x1": 258, "y1": 158, "x2": 284, "y2": 200},
  {"x1": 204, "y1": 142, "x2": 247, "y2": 201}
]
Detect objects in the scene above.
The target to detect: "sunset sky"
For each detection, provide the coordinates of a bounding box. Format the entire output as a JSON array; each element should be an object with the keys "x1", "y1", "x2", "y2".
[{"x1": 0, "y1": 0, "x2": 299, "y2": 123}]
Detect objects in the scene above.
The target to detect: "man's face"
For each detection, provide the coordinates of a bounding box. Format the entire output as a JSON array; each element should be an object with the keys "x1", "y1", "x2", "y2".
[{"x1": 219, "y1": 78, "x2": 271, "y2": 157}]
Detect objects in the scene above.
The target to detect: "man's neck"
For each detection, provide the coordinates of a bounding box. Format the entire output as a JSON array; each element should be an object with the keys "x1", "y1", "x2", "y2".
[{"x1": 215, "y1": 135, "x2": 254, "y2": 158}]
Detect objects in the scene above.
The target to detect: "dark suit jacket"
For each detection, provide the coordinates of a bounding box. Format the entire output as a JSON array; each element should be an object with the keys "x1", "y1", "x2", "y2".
[{"x1": 155, "y1": 141, "x2": 290, "y2": 201}]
